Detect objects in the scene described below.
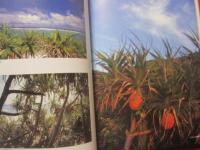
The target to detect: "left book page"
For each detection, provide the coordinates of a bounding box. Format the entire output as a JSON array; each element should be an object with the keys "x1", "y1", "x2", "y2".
[{"x1": 0, "y1": 0, "x2": 97, "y2": 149}]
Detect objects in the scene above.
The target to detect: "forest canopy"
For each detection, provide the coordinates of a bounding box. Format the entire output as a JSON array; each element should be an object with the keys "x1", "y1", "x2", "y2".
[{"x1": 0, "y1": 73, "x2": 91, "y2": 148}]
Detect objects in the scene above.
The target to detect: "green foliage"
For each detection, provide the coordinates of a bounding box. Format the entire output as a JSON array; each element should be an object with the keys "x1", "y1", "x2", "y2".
[
  {"x1": 0, "y1": 24, "x2": 86, "y2": 59},
  {"x1": 0, "y1": 73, "x2": 90, "y2": 148},
  {"x1": 95, "y1": 34, "x2": 200, "y2": 149},
  {"x1": 47, "y1": 31, "x2": 86, "y2": 57}
]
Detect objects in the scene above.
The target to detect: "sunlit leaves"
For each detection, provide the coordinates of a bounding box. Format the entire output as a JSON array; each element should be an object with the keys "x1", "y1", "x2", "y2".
[
  {"x1": 95, "y1": 33, "x2": 200, "y2": 148},
  {"x1": 0, "y1": 24, "x2": 86, "y2": 59}
]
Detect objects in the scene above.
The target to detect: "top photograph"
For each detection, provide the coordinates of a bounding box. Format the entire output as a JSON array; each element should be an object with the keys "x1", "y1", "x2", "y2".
[{"x1": 0, "y1": 0, "x2": 87, "y2": 59}]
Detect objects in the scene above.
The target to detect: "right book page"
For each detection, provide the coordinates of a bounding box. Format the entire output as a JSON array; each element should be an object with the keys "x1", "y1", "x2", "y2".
[
  {"x1": 196, "y1": 0, "x2": 200, "y2": 36},
  {"x1": 91, "y1": 0, "x2": 200, "y2": 149}
]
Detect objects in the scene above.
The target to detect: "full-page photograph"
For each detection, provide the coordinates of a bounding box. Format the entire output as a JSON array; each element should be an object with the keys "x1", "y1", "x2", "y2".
[{"x1": 91, "y1": 0, "x2": 200, "y2": 149}]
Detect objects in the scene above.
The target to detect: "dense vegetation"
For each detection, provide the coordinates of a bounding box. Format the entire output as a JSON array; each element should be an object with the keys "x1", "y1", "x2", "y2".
[
  {"x1": 0, "y1": 73, "x2": 91, "y2": 148},
  {"x1": 94, "y1": 33, "x2": 200, "y2": 150},
  {"x1": 0, "y1": 24, "x2": 86, "y2": 59}
]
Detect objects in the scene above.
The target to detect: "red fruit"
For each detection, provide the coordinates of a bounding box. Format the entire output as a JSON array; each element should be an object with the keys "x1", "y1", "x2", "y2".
[
  {"x1": 129, "y1": 90, "x2": 143, "y2": 110},
  {"x1": 161, "y1": 111, "x2": 175, "y2": 129}
]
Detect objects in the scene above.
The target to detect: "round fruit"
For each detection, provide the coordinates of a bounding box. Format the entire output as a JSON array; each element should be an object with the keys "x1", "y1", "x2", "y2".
[
  {"x1": 129, "y1": 90, "x2": 143, "y2": 110},
  {"x1": 161, "y1": 111, "x2": 175, "y2": 129}
]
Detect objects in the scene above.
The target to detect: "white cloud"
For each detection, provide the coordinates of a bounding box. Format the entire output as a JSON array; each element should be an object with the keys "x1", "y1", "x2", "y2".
[
  {"x1": 18, "y1": 14, "x2": 41, "y2": 23},
  {"x1": 182, "y1": 2, "x2": 192, "y2": 14},
  {"x1": 121, "y1": 0, "x2": 183, "y2": 39},
  {"x1": 0, "y1": 8, "x2": 84, "y2": 31},
  {"x1": 50, "y1": 12, "x2": 82, "y2": 28},
  {"x1": 93, "y1": 0, "x2": 113, "y2": 29}
]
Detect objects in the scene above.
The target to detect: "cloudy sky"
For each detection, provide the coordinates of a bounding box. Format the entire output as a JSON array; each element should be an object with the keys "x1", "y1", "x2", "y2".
[
  {"x1": 90, "y1": 0, "x2": 198, "y2": 55},
  {"x1": 0, "y1": 0, "x2": 84, "y2": 31}
]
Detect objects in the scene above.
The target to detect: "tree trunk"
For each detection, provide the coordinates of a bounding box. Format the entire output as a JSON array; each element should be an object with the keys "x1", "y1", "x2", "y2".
[
  {"x1": 80, "y1": 95, "x2": 87, "y2": 142},
  {"x1": 137, "y1": 120, "x2": 148, "y2": 150},
  {"x1": 47, "y1": 83, "x2": 70, "y2": 147},
  {"x1": 26, "y1": 95, "x2": 43, "y2": 147},
  {"x1": 0, "y1": 75, "x2": 15, "y2": 114},
  {"x1": 124, "y1": 115, "x2": 137, "y2": 150}
]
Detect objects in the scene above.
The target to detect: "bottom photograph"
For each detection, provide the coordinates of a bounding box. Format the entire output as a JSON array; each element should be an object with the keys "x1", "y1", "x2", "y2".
[{"x1": 0, "y1": 73, "x2": 91, "y2": 148}]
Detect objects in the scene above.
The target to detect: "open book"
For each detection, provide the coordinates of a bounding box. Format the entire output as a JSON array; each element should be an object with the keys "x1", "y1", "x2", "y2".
[{"x1": 0, "y1": 0, "x2": 199, "y2": 150}]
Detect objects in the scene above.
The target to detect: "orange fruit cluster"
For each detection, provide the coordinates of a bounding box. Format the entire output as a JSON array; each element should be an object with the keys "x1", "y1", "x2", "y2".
[
  {"x1": 128, "y1": 90, "x2": 143, "y2": 110},
  {"x1": 161, "y1": 111, "x2": 175, "y2": 129}
]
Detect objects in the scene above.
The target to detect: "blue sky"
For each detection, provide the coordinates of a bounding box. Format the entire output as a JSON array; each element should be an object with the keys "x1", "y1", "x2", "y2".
[
  {"x1": 90, "y1": 0, "x2": 198, "y2": 57},
  {"x1": 0, "y1": 0, "x2": 84, "y2": 31}
]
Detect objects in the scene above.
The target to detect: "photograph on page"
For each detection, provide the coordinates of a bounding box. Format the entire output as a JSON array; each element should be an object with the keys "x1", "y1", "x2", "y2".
[
  {"x1": 91, "y1": 0, "x2": 200, "y2": 149},
  {"x1": 0, "y1": 0, "x2": 87, "y2": 59},
  {"x1": 0, "y1": 73, "x2": 91, "y2": 148}
]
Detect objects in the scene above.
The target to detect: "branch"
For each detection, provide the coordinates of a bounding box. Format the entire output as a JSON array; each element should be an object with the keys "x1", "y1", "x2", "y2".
[
  {"x1": 124, "y1": 115, "x2": 137, "y2": 150},
  {"x1": 1, "y1": 104, "x2": 33, "y2": 116},
  {"x1": 1, "y1": 110, "x2": 29, "y2": 116},
  {"x1": 9, "y1": 90, "x2": 44, "y2": 96},
  {"x1": 0, "y1": 75, "x2": 15, "y2": 114},
  {"x1": 65, "y1": 95, "x2": 79, "y2": 111},
  {"x1": 127, "y1": 129, "x2": 153, "y2": 138},
  {"x1": 48, "y1": 83, "x2": 70, "y2": 147},
  {"x1": 26, "y1": 95, "x2": 43, "y2": 146}
]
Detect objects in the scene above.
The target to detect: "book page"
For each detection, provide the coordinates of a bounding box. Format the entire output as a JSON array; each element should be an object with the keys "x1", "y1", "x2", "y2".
[
  {"x1": 0, "y1": 0, "x2": 96, "y2": 149},
  {"x1": 91, "y1": 0, "x2": 200, "y2": 149},
  {"x1": 195, "y1": 0, "x2": 200, "y2": 36}
]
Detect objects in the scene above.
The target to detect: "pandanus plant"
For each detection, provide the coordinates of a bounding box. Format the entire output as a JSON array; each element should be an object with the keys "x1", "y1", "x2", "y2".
[
  {"x1": 47, "y1": 31, "x2": 85, "y2": 58},
  {"x1": 95, "y1": 41, "x2": 150, "y2": 149},
  {"x1": 0, "y1": 25, "x2": 21, "y2": 59},
  {"x1": 144, "y1": 37, "x2": 200, "y2": 148},
  {"x1": 146, "y1": 41, "x2": 189, "y2": 144},
  {"x1": 48, "y1": 31, "x2": 79, "y2": 57},
  {"x1": 21, "y1": 31, "x2": 37, "y2": 57},
  {"x1": 95, "y1": 34, "x2": 200, "y2": 149}
]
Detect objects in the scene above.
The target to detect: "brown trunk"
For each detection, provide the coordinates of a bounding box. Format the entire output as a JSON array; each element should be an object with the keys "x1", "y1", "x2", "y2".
[
  {"x1": 0, "y1": 75, "x2": 15, "y2": 114},
  {"x1": 124, "y1": 115, "x2": 152, "y2": 150},
  {"x1": 26, "y1": 95, "x2": 44, "y2": 147},
  {"x1": 124, "y1": 116, "x2": 137, "y2": 150},
  {"x1": 80, "y1": 95, "x2": 88, "y2": 142},
  {"x1": 47, "y1": 83, "x2": 70, "y2": 147}
]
